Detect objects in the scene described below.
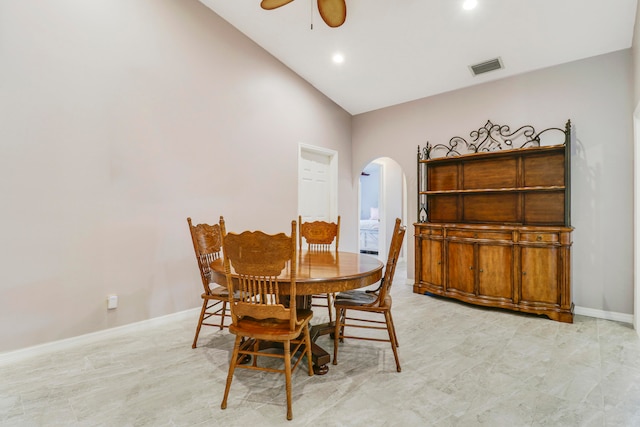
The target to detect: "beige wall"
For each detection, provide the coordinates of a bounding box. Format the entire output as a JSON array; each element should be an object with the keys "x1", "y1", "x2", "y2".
[
  {"x1": 1, "y1": 1, "x2": 636, "y2": 354},
  {"x1": 353, "y1": 49, "x2": 635, "y2": 316},
  {"x1": 0, "y1": 0, "x2": 353, "y2": 353}
]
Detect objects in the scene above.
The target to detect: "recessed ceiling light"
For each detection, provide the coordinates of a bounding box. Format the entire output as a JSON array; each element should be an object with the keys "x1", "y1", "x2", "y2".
[
  {"x1": 332, "y1": 53, "x2": 344, "y2": 64},
  {"x1": 463, "y1": 0, "x2": 478, "y2": 10}
]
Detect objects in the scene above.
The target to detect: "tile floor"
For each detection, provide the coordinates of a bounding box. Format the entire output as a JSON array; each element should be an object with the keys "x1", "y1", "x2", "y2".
[{"x1": 2, "y1": 263, "x2": 640, "y2": 426}]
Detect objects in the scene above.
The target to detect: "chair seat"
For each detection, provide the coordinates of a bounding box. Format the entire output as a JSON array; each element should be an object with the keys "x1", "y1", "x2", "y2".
[
  {"x1": 204, "y1": 285, "x2": 241, "y2": 300},
  {"x1": 205, "y1": 284, "x2": 229, "y2": 298},
  {"x1": 335, "y1": 290, "x2": 381, "y2": 307},
  {"x1": 229, "y1": 309, "x2": 314, "y2": 341}
]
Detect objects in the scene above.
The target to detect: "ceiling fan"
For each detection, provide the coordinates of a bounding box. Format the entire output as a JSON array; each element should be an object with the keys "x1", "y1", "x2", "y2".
[{"x1": 260, "y1": 0, "x2": 347, "y2": 28}]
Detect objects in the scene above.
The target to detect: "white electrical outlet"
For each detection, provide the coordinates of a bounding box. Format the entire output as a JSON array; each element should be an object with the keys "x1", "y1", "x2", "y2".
[{"x1": 107, "y1": 295, "x2": 118, "y2": 309}]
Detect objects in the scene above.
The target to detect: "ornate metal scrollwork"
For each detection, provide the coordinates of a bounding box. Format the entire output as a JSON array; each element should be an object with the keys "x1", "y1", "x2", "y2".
[
  {"x1": 417, "y1": 119, "x2": 571, "y2": 223},
  {"x1": 419, "y1": 120, "x2": 569, "y2": 160}
]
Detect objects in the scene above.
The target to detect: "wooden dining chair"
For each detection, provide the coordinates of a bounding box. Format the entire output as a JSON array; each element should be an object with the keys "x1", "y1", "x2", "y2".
[
  {"x1": 299, "y1": 215, "x2": 340, "y2": 322},
  {"x1": 332, "y1": 218, "x2": 406, "y2": 372},
  {"x1": 220, "y1": 218, "x2": 314, "y2": 421},
  {"x1": 187, "y1": 217, "x2": 231, "y2": 349}
]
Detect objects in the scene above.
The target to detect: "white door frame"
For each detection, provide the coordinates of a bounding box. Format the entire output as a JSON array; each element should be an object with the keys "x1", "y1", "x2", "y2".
[
  {"x1": 634, "y1": 105, "x2": 640, "y2": 336},
  {"x1": 298, "y1": 143, "x2": 339, "y2": 221}
]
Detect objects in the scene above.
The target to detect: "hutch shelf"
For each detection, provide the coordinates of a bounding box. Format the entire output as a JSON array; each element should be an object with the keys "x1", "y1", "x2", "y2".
[{"x1": 414, "y1": 120, "x2": 574, "y2": 323}]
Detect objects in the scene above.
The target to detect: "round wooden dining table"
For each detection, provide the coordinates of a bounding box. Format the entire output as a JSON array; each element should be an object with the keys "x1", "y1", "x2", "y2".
[{"x1": 209, "y1": 250, "x2": 384, "y2": 374}]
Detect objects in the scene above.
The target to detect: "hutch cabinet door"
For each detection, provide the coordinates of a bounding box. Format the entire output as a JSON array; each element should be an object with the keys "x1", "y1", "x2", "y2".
[
  {"x1": 446, "y1": 241, "x2": 475, "y2": 296},
  {"x1": 520, "y1": 246, "x2": 559, "y2": 305},
  {"x1": 420, "y1": 237, "x2": 443, "y2": 289},
  {"x1": 477, "y1": 243, "x2": 514, "y2": 302}
]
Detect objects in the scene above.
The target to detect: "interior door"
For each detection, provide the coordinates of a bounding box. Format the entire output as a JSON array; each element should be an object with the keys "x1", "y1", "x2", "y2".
[{"x1": 298, "y1": 144, "x2": 338, "y2": 223}]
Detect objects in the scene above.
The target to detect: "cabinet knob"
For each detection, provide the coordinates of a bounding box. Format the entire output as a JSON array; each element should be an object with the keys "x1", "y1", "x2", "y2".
[
  {"x1": 474, "y1": 233, "x2": 478, "y2": 238},
  {"x1": 479, "y1": 269, "x2": 484, "y2": 273},
  {"x1": 469, "y1": 266, "x2": 473, "y2": 270},
  {"x1": 437, "y1": 261, "x2": 441, "y2": 265},
  {"x1": 523, "y1": 271, "x2": 527, "y2": 276},
  {"x1": 536, "y1": 235, "x2": 542, "y2": 241}
]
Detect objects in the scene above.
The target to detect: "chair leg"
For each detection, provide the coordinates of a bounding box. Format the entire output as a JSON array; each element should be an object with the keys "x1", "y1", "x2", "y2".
[
  {"x1": 333, "y1": 307, "x2": 344, "y2": 365},
  {"x1": 218, "y1": 300, "x2": 227, "y2": 330},
  {"x1": 192, "y1": 298, "x2": 208, "y2": 349},
  {"x1": 252, "y1": 340, "x2": 260, "y2": 367},
  {"x1": 284, "y1": 340, "x2": 293, "y2": 421},
  {"x1": 384, "y1": 311, "x2": 401, "y2": 372},
  {"x1": 304, "y1": 325, "x2": 314, "y2": 376},
  {"x1": 387, "y1": 310, "x2": 399, "y2": 347},
  {"x1": 221, "y1": 335, "x2": 242, "y2": 410},
  {"x1": 327, "y1": 293, "x2": 333, "y2": 323}
]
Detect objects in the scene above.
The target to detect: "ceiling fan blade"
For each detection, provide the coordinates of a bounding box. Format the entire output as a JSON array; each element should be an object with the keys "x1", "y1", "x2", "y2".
[
  {"x1": 261, "y1": 0, "x2": 295, "y2": 10},
  {"x1": 317, "y1": 0, "x2": 346, "y2": 27}
]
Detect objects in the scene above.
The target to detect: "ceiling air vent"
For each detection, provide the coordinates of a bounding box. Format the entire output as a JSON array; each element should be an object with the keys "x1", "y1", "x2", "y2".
[{"x1": 469, "y1": 57, "x2": 504, "y2": 76}]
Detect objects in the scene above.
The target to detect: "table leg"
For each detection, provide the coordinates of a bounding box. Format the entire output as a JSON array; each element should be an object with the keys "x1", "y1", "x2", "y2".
[
  {"x1": 310, "y1": 341, "x2": 330, "y2": 375},
  {"x1": 308, "y1": 320, "x2": 337, "y2": 375}
]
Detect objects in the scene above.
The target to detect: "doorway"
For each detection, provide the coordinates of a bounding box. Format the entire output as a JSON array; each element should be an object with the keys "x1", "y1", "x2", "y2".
[
  {"x1": 359, "y1": 162, "x2": 381, "y2": 255},
  {"x1": 298, "y1": 144, "x2": 338, "y2": 223},
  {"x1": 358, "y1": 157, "x2": 407, "y2": 262}
]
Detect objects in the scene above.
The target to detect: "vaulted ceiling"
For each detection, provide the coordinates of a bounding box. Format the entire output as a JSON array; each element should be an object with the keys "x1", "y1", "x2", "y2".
[{"x1": 200, "y1": 0, "x2": 637, "y2": 115}]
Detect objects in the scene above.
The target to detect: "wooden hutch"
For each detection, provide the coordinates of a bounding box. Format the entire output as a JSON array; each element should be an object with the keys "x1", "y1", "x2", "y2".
[{"x1": 414, "y1": 120, "x2": 573, "y2": 323}]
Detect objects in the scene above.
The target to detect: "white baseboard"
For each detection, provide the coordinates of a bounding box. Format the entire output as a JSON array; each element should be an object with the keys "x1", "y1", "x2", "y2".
[
  {"x1": 0, "y1": 308, "x2": 199, "y2": 366},
  {"x1": 407, "y1": 279, "x2": 635, "y2": 326},
  {"x1": 2, "y1": 303, "x2": 634, "y2": 366},
  {"x1": 573, "y1": 305, "x2": 634, "y2": 324}
]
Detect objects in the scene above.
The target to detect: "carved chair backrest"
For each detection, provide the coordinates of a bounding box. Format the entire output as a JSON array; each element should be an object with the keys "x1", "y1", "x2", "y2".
[
  {"x1": 298, "y1": 215, "x2": 340, "y2": 251},
  {"x1": 221, "y1": 219, "x2": 299, "y2": 331},
  {"x1": 187, "y1": 217, "x2": 223, "y2": 295}
]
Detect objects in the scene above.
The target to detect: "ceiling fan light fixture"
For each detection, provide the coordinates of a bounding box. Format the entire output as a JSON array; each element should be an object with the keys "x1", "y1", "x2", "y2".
[{"x1": 260, "y1": 0, "x2": 347, "y2": 28}]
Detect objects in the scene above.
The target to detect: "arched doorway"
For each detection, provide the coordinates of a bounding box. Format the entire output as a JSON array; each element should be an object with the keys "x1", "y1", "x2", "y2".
[{"x1": 358, "y1": 157, "x2": 407, "y2": 262}]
